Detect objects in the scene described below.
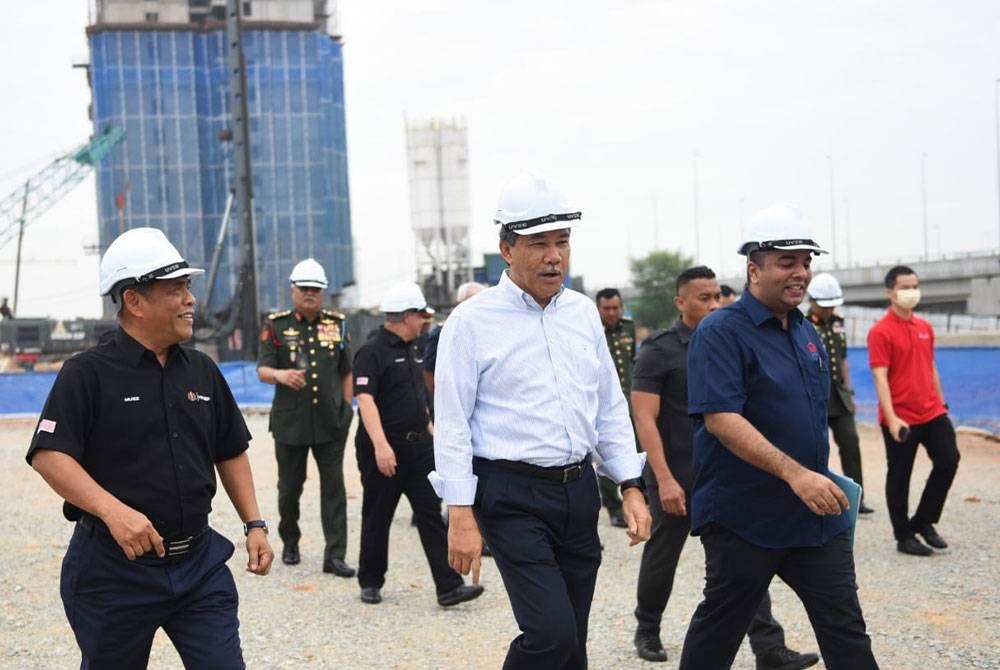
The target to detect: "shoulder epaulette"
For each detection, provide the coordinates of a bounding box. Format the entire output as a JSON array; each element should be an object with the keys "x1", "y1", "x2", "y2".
[
  {"x1": 322, "y1": 309, "x2": 346, "y2": 320},
  {"x1": 268, "y1": 309, "x2": 293, "y2": 320}
]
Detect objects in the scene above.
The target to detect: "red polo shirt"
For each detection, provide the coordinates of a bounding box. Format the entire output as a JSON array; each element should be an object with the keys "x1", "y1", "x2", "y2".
[{"x1": 867, "y1": 309, "x2": 946, "y2": 426}]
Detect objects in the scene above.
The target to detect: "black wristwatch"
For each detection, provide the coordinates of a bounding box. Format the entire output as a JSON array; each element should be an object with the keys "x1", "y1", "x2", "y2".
[
  {"x1": 619, "y1": 477, "x2": 647, "y2": 497},
  {"x1": 243, "y1": 519, "x2": 268, "y2": 536}
]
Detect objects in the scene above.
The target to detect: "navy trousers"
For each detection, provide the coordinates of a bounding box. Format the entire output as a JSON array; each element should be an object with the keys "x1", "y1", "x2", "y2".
[
  {"x1": 635, "y1": 487, "x2": 786, "y2": 656},
  {"x1": 473, "y1": 458, "x2": 603, "y2": 670},
  {"x1": 60, "y1": 523, "x2": 244, "y2": 670},
  {"x1": 679, "y1": 525, "x2": 876, "y2": 670}
]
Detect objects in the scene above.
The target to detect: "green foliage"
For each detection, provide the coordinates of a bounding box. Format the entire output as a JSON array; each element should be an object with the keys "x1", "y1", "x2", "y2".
[{"x1": 628, "y1": 250, "x2": 694, "y2": 329}]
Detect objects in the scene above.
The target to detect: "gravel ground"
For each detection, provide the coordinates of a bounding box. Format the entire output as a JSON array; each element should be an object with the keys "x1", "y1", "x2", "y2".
[{"x1": 2, "y1": 415, "x2": 999, "y2": 669}]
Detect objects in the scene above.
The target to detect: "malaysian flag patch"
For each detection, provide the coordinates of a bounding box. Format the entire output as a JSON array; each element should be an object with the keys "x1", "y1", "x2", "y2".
[{"x1": 37, "y1": 419, "x2": 57, "y2": 434}]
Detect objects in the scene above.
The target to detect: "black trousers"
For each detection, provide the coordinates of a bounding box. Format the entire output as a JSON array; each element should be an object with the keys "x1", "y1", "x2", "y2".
[
  {"x1": 828, "y1": 412, "x2": 864, "y2": 496},
  {"x1": 61, "y1": 523, "x2": 243, "y2": 669},
  {"x1": 275, "y1": 439, "x2": 348, "y2": 561},
  {"x1": 474, "y1": 458, "x2": 602, "y2": 670},
  {"x1": 881, "y1": 413, "x2": 960, "y2": 541},
  {"x1": 355, "y1": 436, "x2": 462, "y2": 595},
  {"x1": 679, "y1": 525, "x2": 876, "y2": 670},
  {"x1": 635, "y1": 487, "x2": 785, "y2": 656}
]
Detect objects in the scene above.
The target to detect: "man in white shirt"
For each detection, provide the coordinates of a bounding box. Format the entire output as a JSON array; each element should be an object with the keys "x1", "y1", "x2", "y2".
[{"x1": 430, "y1": 171, "x2": 652, "y2": 669}]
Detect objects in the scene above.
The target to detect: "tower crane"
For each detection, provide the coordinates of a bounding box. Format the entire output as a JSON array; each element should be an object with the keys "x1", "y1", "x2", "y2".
[{"x1": 0, "y1": 126, "x2": 125, "y2": 315}]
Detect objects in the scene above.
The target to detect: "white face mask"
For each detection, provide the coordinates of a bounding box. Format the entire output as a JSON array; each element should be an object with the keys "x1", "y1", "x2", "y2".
[{"x1": 895, "y1": 288, "x2": 921, "y2": 309}]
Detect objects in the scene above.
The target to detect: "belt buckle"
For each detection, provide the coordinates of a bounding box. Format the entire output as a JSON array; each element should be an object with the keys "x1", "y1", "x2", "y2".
[
  {"x1": 164, "y1": 536, "x2": 194, "y2": 557},
  {"x1": 405, "y1": 431, "x2": 417, "y2": 441},
  {"x1": 561, "y1": 464, "x2": 580, "y2": 484}
]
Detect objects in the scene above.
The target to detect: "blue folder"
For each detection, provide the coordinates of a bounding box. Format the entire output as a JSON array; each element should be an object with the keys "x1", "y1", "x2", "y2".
[{"x1": 828, "y1": 471, "x2": 862, "y2": 546}]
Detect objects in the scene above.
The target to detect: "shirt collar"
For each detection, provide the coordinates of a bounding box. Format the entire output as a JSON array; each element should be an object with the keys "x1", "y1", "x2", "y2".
[
  {"x1": 672, "y1": 317, "x2": 694, "y2": 344},
  {"x1": 499, "y1": 270, "x2": 564, "y2": 310},
  {"x1": 114, "y1": 326, "x2": 190, "y2": 368},
  {"x1": 739, "y1": 289, "x2": 803, "y2": 328},
  {"x1": 377, "y1": 325, "x2": 410, "y2": 347}
]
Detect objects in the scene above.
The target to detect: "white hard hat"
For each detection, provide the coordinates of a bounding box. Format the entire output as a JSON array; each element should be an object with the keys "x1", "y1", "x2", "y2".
[
  {"x1": 808, "y1": 272, "x2": 844, "y2": 307},
  {"x1": 99, "y1": 227, "x2": 204, "y2": 298},
  {"x1": 738, "y1": 203, "x2": 828, "y2": 256},
  {"x1": 494, "y1": 171, "x2": 581, "y2": 235},
  {"x1": 289, "y1": 258, "x2": 328, "y2": 289},
  {"x1": 380, "y1": 282, "x2": 431, "y2": 313}
]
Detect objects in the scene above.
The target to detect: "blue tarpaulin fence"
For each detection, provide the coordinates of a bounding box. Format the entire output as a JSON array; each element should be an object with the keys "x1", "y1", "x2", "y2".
[{"x1": 2, "y1": 349, "x2": 998, "y2": 434}]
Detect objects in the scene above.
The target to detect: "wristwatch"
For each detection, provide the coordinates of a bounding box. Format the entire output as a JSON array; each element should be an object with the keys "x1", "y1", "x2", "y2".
[
  {"x1": 619, "y1": 477, "x2": 647, "y2": 498},
  {"x1": 243, "y1": 519, "x2": 268, "y2": 536}
]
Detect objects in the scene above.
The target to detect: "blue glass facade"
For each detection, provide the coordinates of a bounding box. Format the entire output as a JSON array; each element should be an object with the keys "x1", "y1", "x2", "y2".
[{"x1": 89, "y1": 27, "x2": 353, "y2": 315}]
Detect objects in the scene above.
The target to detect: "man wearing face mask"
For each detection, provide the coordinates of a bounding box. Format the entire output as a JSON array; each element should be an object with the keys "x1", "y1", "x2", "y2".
[{"x1": 867, "y1": 266, "x2": 960, "y2": 557}]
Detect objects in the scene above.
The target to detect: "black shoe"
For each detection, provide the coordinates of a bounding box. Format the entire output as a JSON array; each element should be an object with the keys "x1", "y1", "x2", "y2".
[
  {"x1": 282, "y1": 544, "x2": 300, "y2": 566},
  {"x1": 858, "y1": 503, "x2": 875, "y2": 515},
  {"x1": 634, "y1": 629, "x2": 668, "y2": 662},
  {"x1": 756, "y1": 646, "x2": 820, "y2": 670},
  {"x1": 897, "y1": 536, "x2": 934, "y2": 556},
  {"x1": 609, "y1": 510, "x2": 628, "y2": 528},
  {"x1": 323, "y1": 557, "x2": 357, "y2": 577},
  {"x1": 912, "y1": 522, "x2": 948, "y2": 549},
  {"x1": 360, "y1": 587, "x2": 382, "y2": 604},
  {"x1": 437, "y1": 584, "x2": 485, "y2": 607}
]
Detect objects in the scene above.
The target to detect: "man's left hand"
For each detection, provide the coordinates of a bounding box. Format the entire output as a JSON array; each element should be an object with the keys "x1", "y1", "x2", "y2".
[
  {"x1": 621, "y1": 488, "x2": 652, "y2": 546},
  {"x1": 246, "y1": 528, "x2": 273, "y2": 575}
]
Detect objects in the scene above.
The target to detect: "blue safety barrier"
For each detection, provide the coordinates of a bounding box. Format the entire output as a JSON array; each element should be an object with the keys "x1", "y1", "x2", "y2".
[{"x1": 2, "y1": 349, "x2": 997, "y2": 433}]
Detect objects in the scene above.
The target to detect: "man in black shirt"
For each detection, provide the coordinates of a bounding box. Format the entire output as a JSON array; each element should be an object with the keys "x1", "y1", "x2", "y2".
[
  {"x1": 352, "y1": 281, "x2": 484, "y2": 607},
  {"x1": 631, "y1": 266, "x2": 818, "y2": 670},
  {"x1": 27, "y1": 228, "x2": 272, "y2": 669}
]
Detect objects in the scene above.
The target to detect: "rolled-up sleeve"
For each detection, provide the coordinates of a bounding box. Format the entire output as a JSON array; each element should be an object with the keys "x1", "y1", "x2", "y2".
[
  {"x1": 428, "y1": 315, "x2": 480, "y2": 505},
  {"x1": 592, "y1": 318, "x2": 644, "y2": 482}
]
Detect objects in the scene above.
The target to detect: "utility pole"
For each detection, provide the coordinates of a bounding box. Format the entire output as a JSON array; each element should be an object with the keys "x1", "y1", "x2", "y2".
[{"x1": 227, "y1": 0, "x2": 259, "y2": 359}]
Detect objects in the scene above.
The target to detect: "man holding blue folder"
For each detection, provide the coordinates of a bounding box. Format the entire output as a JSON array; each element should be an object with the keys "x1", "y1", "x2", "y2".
[{"x1": 678, "y1": 204, "x2": 877, "y2": 670}]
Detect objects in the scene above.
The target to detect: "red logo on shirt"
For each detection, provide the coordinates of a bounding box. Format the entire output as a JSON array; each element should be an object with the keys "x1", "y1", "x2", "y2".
[
  {"x1": 807, "y1": 342, "x2": 818, "y2": 353},
  {"x1": 186, "y1": 391, "x2": 198, "y2": 402}
]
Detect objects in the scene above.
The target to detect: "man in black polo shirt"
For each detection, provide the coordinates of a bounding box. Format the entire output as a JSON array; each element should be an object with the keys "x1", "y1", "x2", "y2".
[
  {"x1": 631, "y1": 266, "x2": 817, "y2": 669},
  {"x1": 352, "y1": 281, "x2": 483, "y2": 607},
  {"x1": 27, "y1": 227, "x2": 272, "y2": 669}
]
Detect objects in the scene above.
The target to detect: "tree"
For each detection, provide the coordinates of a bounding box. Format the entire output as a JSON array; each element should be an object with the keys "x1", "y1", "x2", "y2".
[{"x1": 628, "y1": 249, "x2": 694, "y2": 330}]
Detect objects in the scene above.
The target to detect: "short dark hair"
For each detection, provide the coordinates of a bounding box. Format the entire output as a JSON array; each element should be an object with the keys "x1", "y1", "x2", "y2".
[
  {"x1": 116, "y1": 281, "x2": 156, "y2": 317},
  {"x1": 675, "y1": 265, "x2": 716, "y2": 294},
  {"x1": 595, "y1": 288, "x2": 621, "y2": 303},
  {"x1": 720, "y1": 284, "x2": 735, "y2": 297},
  {"x1": 884, "y1": 265, "x2": 917, "y2": 288},
  {"x1": 747, "y1": 249, "x2": 768, "y2": 268},
  {"x1": 499, "y1": 225, "x2": 519, "y2": 247}
]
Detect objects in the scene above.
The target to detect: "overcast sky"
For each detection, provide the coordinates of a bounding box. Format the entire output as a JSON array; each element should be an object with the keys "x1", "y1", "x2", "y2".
[{"x1": 2, "y1": 0, "x2": 999, "y2": 318}]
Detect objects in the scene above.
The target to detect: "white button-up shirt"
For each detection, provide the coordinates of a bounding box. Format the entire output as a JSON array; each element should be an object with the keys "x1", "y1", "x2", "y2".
[{"x1": 428, "y1": 271, "x2": 644, "y2": 505}]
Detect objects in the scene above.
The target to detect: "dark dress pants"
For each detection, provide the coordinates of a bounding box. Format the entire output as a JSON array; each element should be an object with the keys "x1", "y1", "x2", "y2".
[
  {"x1": 275, "y1": 439, "x2": 348, "y2": 561},
  {"x1": 635, "y1": 487, "x2": 784, "y2": 656},
  {"x1": 356, "y1": 436, "x2": 462, "y2": 595},
  {"x1": 881, "y1": 413, "x2": 960, "y2": 541},
  {"x1": 679, "y1": 525, "x2": 876, "y2": 670},
  {"x1": 60, "y1": 523, "x2": 243, "y2": 670},
  {"x1": 473, "y1": 458, "x2": 603, "y2": 670}
]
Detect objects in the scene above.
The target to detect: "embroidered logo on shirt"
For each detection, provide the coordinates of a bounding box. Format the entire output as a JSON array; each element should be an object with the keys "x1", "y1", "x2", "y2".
[
  {"x1": 37, "y1": 419, "x2": 56, "y2": 434},
  {"x1": 918, "y1": 333, "x2": 930, "y2": 340},
  {"x1": 807, "y1": 342, "x2": 818, "y2": 353},
  {"x1": 356, "y1": 376, "x2": 369, "y2": 385},
  {"x1": 123, "y1": 396, "x2": 140, "y2": 403},
  {"x1": 186, "y1": 391, "x2": 212, "y2": 402}
]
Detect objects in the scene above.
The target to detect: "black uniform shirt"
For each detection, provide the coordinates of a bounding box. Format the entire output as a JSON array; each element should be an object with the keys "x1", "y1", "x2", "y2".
[
  {"x1": 26, "y1": 327, "x2": 251, "y2": 537},
  {"x1": 353, "y1": 326, "x2": 429, "y2": 441},
  {"x1": 631, "y1": 317, "x2": 695, "y2": 490}
]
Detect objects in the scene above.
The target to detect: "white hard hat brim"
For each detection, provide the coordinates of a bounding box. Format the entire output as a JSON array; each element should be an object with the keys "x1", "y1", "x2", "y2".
[
  {"x1": 292, "y1": 280, "x2": 328, "y2": 288},
  {"x1": 161, "y1": 266, "x2": 205, "y2": 280},
  {"x1": 506, "y1": 219, "x2": 577, "y2": 235},
  {"x1": 814, "y1": 296, "x2": 844, "y2": 307}
]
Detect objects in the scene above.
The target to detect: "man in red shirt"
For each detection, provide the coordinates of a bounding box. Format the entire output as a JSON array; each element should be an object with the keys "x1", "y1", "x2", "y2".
[{"x1": 868, "y1": 265, "x2": 960, "y2": 557}]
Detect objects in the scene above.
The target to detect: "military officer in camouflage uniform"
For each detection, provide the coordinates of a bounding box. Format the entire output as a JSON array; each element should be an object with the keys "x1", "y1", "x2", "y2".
[
  {"x1": 807, "y1": 272, "x2": 873, "y2": 514},
  {"x1": 596, "y1": 287, "x2": 637, "y2": 528},
  {"x1": 257, "y1": 258, "x2": 358, "y2": 576}
]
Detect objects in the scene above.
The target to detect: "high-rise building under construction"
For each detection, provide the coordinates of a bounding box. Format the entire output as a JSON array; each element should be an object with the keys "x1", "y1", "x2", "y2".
[{"x1": 87, "y1": 1, "x2": 353, "y2": 329}]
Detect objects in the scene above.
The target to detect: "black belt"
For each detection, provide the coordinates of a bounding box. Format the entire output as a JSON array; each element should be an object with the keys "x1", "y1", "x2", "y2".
[
  {"x1": 489, "y1": 457, "x2": 590, "y2": 484},
  {"x1": 78, "y1": 515, "x2": 204, "y2": 558},
  {"x1": 388, "y1": 430, "x2": 431, "y2": 443}
]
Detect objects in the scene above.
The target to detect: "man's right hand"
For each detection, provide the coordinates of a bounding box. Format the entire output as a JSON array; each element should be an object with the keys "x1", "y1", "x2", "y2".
[
  {"x1": 887, "y1": 416, "x2": 910, "y2": 443},
  {"x1": 657, "y1": 477, "x2": 687, "y2": 516},
  {"x1": 277, "y1": 368, "x2": 306, "y2": 390},
  {"x1": 374, "y1": 442, "x2": 397, "y2": 477},
  {"x1": 102, "y1": 504, "x2": 165, "y2": 560},
  {"x1": 787, "y1": 469, "x2": 849, "y2": 516},
  {"x1": 447, "y1": 506, "x2": 482, "y2": 585}
]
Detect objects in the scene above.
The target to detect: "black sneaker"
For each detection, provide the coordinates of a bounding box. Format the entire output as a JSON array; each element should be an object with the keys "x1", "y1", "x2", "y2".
[
  {"x1": 755, "y1": 646, "x2": 820, "y2": 670},
  {"x1": 634, "y1": 629, "x2": 667, "y2": 662},
  {"x1": 897, "y1": 536, "x2": 933, "y2": 556}
]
